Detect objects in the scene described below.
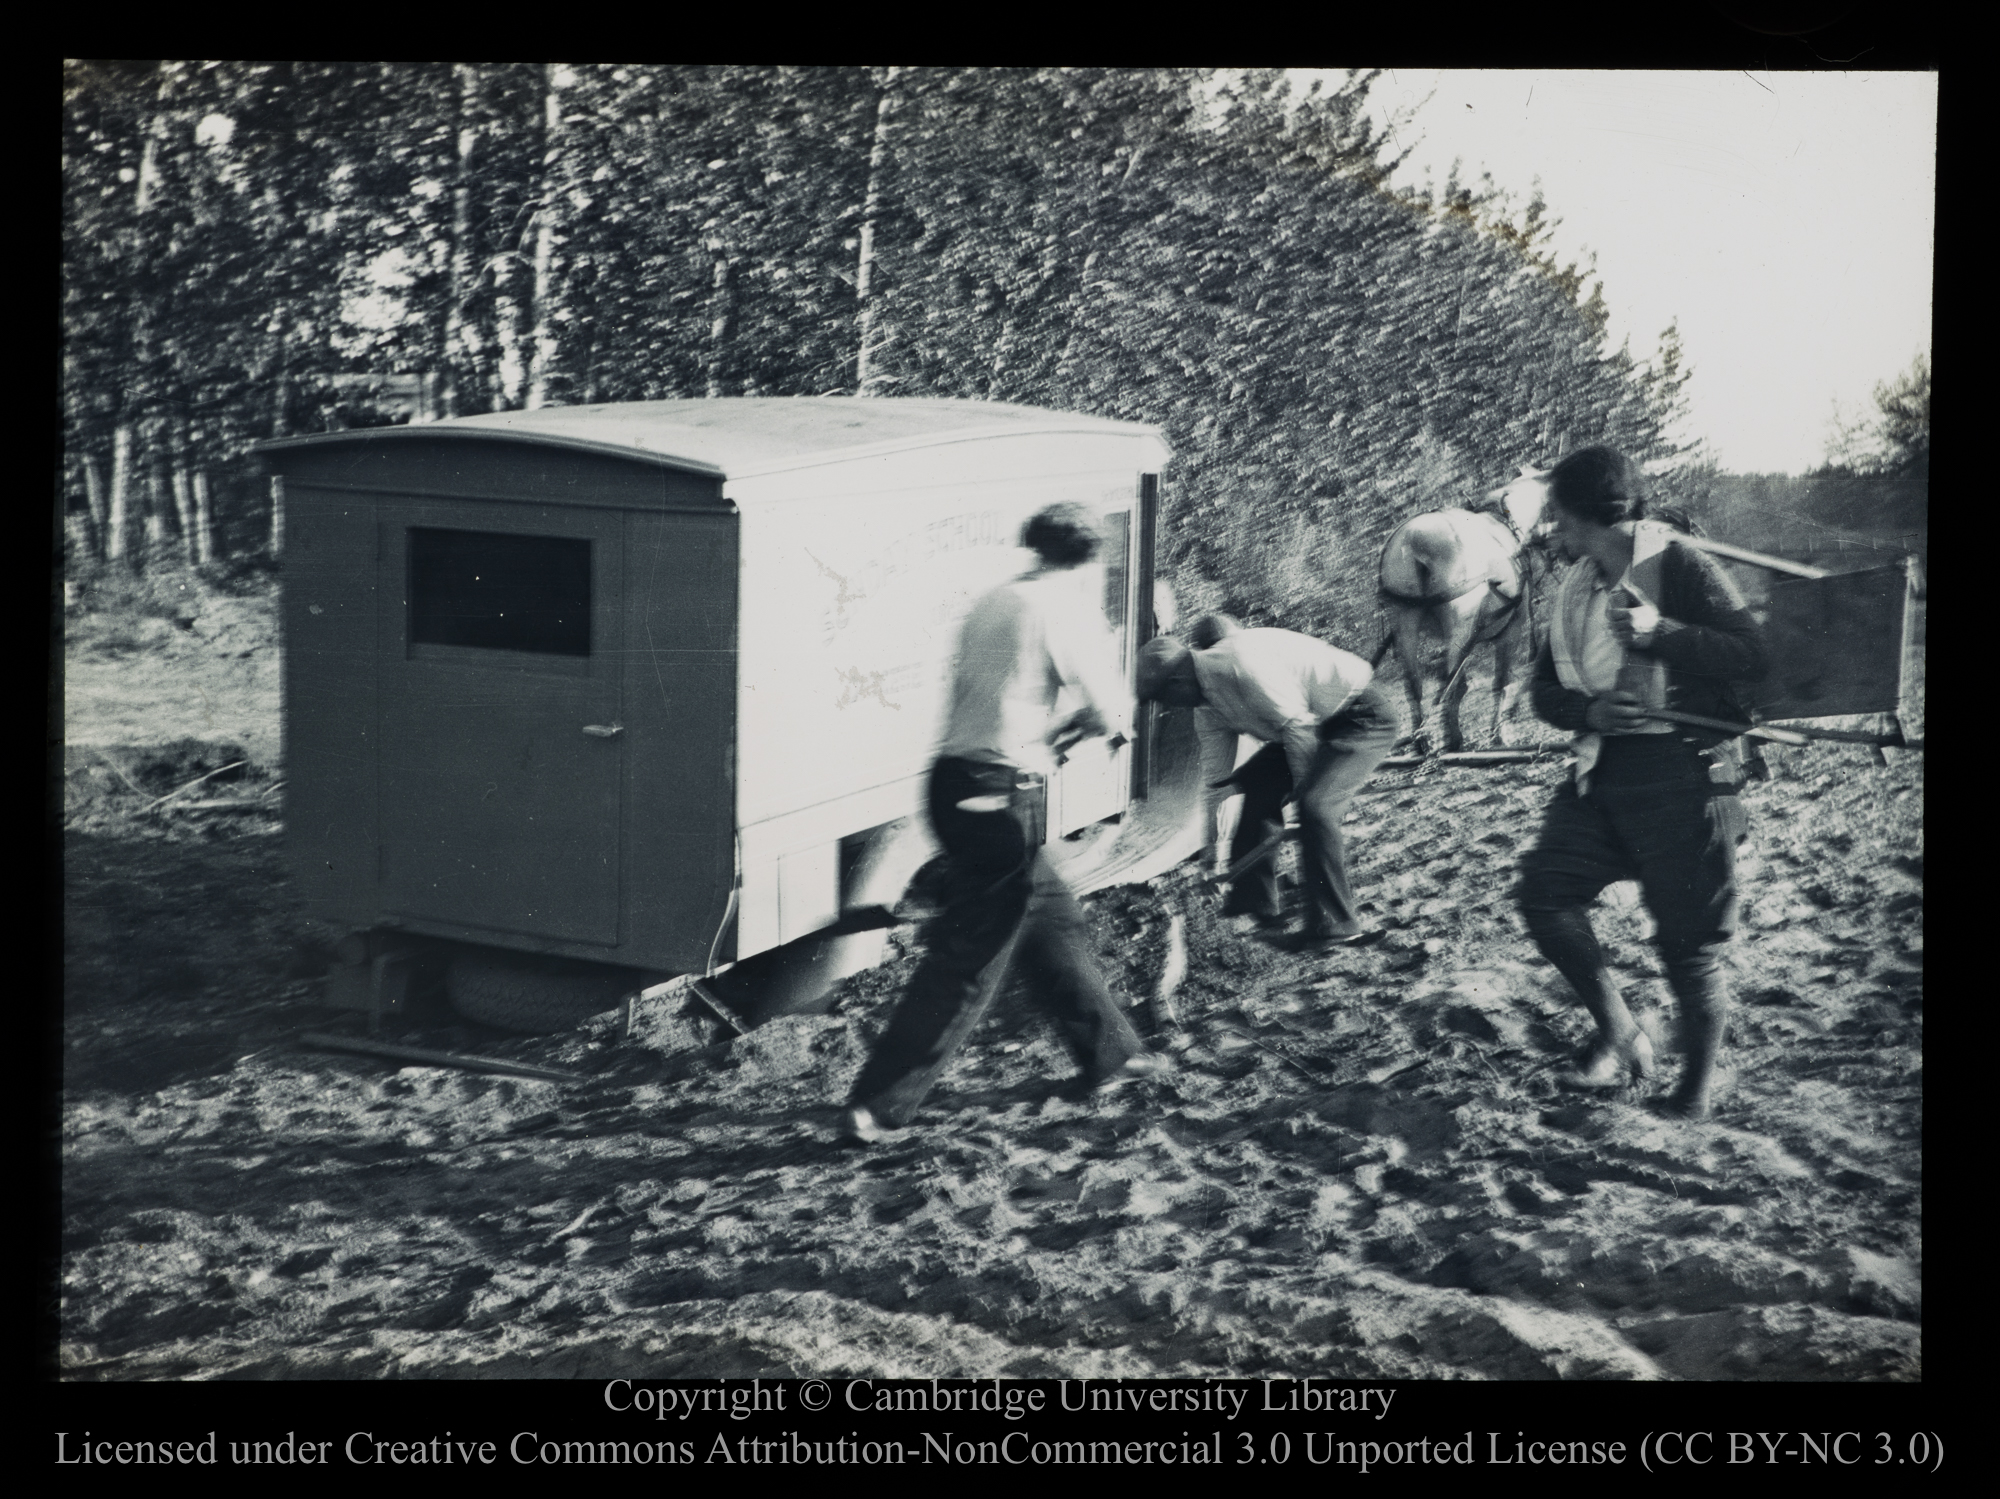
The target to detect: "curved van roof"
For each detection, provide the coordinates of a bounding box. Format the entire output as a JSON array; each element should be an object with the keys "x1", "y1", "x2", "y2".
[{"x1": 257, "y1": 397, "x2": 1168, "y2": 482}]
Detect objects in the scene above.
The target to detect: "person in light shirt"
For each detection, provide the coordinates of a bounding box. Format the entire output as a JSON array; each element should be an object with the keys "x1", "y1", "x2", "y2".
[
  {"x1": 840, "y1": 504, "x2": 1165, "y2": 1145},
  {"x1": 1515, "y1": 446, "x2": 1768, "y2": 1120},
  {"x1": 1137, "y1": 619, "x2": 1401, "y2": 948}
]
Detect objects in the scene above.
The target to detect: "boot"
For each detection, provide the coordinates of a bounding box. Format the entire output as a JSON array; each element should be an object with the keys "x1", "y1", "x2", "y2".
[{"x1": 1663, "y1": 953, "x2": 1730, "y2": 1120}]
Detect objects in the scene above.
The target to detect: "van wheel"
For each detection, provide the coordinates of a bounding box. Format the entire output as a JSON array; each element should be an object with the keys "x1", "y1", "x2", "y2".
[{"x1": 446, "y1": 953, "x2": 633, "y2": 1034}]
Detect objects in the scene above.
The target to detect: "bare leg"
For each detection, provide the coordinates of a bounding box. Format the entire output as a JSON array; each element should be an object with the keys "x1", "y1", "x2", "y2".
[{"x1": 1522, "y1": 905, "x2": 1655, "y2": 1085}]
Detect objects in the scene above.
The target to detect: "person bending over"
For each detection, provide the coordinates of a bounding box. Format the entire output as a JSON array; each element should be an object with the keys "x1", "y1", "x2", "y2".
[{"x1": 1138, "y1": 619, "x2": 1400, "y2": 949}]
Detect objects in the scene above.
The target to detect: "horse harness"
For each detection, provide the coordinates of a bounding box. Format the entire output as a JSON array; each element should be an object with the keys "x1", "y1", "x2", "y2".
[{"x1": 1378, "y1": 575, "x2": 1524, "y2": 616}]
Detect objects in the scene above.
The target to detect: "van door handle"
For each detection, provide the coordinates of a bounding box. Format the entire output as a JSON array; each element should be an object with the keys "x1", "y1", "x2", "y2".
[{"x1": 582, "y1": 723, "x2": 624, "y2": 738}]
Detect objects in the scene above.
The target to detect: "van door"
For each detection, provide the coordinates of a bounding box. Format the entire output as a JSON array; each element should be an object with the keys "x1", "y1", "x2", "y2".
[{"x1": 376, "y1": 502, "x2": 624, "y2": 946}]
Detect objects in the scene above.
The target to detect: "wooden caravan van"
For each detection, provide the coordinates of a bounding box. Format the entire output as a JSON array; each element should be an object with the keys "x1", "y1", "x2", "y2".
[{"x1": 260, "y1": 399, "x2": 1189, "y2": 1029}]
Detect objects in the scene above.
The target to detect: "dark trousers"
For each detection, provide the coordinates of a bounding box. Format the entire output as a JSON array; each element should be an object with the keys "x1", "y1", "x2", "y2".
[
  {"x1": 847, "y1": 757, "x2": 1147, "y2": 1128},
  {"x1": 1515, "y1": 736, "x2": 1743, "y2": 956},
  {"x1": 1515, "y1": 736, "x2": 1745, "y2": 1041},
  {"x1": 1223, "y1": 681, "x2": 1401, "y2": 938}
]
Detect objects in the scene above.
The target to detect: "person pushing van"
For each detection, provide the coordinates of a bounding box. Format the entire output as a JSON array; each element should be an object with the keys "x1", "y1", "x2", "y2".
[
  {"x1": 840, "y1": 503, "x2": 1167, "y2": 1144},
  {"x1": 1137, "y1": 620, "x2": 1401, "y2": 949}
]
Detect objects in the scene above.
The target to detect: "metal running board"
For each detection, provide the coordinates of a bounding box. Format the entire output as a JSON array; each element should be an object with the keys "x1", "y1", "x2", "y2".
[{"x1": 1048, "y1": 707, "x2": 1206, "y2": 897}]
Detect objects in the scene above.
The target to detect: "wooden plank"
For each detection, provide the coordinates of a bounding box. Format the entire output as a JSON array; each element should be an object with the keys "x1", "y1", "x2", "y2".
[
  {"x1": 1637, "y1": 709, "x2": 1809, "y2": 745},
  {"x1": 686, "y1": 978, "x2": 749, "y2": 1035},
  {"x1": 1639, "y1": 708, "x2": 1916, "y2": 749},
  {"x1": 298, "y1": 1032, "x2": 588, "y2": 1083},
  {"x1": 1377, "y1": 748, "x2": 1570, "y2": 768},
  {"x1": 1677, "y1": 533, "x2": 1832, "y2": 578}
]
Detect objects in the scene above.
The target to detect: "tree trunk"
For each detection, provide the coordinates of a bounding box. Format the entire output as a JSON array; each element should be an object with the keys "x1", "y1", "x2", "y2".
[
  {"x1": 66, "y1": 514, "x2": 95, "y2": 573},
  {"x1": 440, "y1": 66, "x2": 479, "y2": 420},
  {"x1": 193, "y1": 469, "x2": 215, "y2": 564},
  {"x1": 269, "y1": 354, "x2": 289, "y2": 441},
  {"x1": 525, "y1": 64, "x2": 562, "y2": 411},
  {"x1": 106, "y1": 425, "x2": 132, "y2": 564},
  {"x1": 1052, "y1": 247, "x2": 1101, "y2": 389},
  {"x1": 134, "y1": 121, "x2": 161, "y2": 216},
  {"x1": 493, "y1": 255, "x2": 525, "y2": 409},
  {"x1": 123, "y1": 65, "x2": 174, "y2": 570},
  {"x1": 258, "y1": 66, "x2": 299, "y2": 446},
  {"x1": 144, "y1": 459, "x2": 168, "y2": 552},
  {"x1": 854, "y1": 70, "x2": 899, "y2": 396},
  {"x1": 269, "y1": 475, "x2": 285, "y2": 556},
  {"x1": 171, "y1": 463, "x2": 197, "y2": 565},
  {"x1": 985, "y1": 304, "x2": 1020, "y2": 401},
  {"x1": 704, "y1": 250, "x2": 731, "y2": 399},
  {"x1": 82, "y1": 454, "x2": 107, "y2": 557},
  {"x1": 138, "y1": 443, "x2": 165, "y2": 559},
  {"x1": 577, "y1": 274, "x2": 599, "y2": 405}
]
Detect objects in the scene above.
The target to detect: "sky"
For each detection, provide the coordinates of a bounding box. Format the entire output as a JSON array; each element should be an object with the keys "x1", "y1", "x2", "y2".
[{"x1": 1337, "y1": 70, "x2": 1936, "y2": 476}]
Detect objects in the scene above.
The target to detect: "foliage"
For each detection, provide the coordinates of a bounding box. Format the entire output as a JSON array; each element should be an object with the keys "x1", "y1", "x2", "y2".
[
  {"x1": 1826, "y1": 352, "x2": 1930, "y2": 478},
  {"x1": 62, "y1": 64, "x2": 1705, "y2": 634}
]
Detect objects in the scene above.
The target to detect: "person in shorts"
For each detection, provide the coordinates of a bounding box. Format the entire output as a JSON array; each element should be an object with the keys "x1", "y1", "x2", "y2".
[{"x1": 1514, "y1": 446, "x2": 1769, "y2": 1119}]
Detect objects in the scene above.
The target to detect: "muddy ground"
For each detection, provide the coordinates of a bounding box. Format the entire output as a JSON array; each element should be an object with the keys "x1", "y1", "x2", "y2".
[{"x1": 57, "y1": 577, "x2": 1922, "y2": 1381}]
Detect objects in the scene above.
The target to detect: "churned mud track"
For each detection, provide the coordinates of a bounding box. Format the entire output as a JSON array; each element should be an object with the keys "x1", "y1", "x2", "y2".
[{"x1": 59, "y1": 745, "x2": 1920, "y2": 1381}]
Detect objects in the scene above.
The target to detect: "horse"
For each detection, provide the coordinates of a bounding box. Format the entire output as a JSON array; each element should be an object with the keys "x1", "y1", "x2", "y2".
[{"x1": 1376, "y1": 467, "x2": 1550, "y2": 754}]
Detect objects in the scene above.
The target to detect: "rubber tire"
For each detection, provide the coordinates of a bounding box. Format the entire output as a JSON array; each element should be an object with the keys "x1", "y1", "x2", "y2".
[{"x1": 446, "y1": 952, "x2": 632, "y2": 1034}]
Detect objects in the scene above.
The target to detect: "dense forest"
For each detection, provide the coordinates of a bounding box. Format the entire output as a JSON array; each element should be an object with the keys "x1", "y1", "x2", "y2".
[{"x1": 60, "y1": 63, "x2": 1921, "y2": 639}]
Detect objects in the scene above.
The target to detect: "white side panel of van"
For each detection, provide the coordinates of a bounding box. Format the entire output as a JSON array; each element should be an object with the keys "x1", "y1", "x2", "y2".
[{"x1": 727, "y1": 434, "x2": 1164, "y2": 959}]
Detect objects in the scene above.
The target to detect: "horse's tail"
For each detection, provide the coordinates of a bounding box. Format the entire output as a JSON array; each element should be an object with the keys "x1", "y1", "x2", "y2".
[{"x1": 1406, "y1": 550, "x2": 1432, "y2": 605}]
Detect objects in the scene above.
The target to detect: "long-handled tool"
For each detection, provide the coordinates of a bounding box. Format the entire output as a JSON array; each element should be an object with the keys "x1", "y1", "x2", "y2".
[{"x1": 1636, "y1": 707, "x2": 1919, "y2": 750}]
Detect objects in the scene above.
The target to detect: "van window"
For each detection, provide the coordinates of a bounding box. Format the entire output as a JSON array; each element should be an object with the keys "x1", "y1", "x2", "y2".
[{"x1": 407, "y1": 527, "x2": 591, "y2": 656}]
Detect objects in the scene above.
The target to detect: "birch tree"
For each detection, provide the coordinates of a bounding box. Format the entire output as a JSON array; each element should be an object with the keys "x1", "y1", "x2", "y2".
[
  {"x1": 853, "y1": 67, "x2": 900, "y2": 395},
  {"x1": 524, "y1": 64, "x2": 565, "y2": 409}
]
